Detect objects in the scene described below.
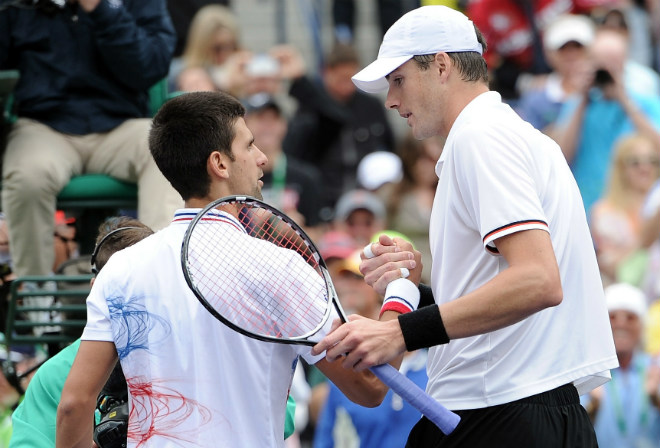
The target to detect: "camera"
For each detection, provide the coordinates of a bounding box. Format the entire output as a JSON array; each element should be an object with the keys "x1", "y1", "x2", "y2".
[
  {"x1": 593, "y1": 68, "x2": 614, "y2": 87},
  {"x1": 93, "y1": 394, "x2": 129, "y2": 448}
]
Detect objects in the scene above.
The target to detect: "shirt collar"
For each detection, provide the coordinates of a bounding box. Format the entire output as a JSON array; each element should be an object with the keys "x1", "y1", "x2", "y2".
[
  {"x1": 172, "y1": 208, "x2": 248, "y2": 234},
  {"x1": 437, "y1": 91, "x2": 502, "y2": 172}
]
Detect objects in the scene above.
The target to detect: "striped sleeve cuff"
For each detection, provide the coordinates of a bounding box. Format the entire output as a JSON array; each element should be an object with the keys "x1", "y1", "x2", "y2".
[{"x1": 483, "y1": 220, "x2": 549, "y2": 254}]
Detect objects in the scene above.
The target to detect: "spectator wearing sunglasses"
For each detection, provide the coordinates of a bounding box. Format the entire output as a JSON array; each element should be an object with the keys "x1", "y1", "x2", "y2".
[{"x1": 590, "y1": 133, "x2": 660, "y2": 287}]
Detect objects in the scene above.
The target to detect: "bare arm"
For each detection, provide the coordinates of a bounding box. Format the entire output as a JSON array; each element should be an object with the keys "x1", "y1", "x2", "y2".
[
  {"x1": 314, "y1": 353, "x2": 388, "y2": 407},
  {"x1": 438, "y1": 229, "x2": 562, "y2": 338},
  {"x1": 313, "y1": 229, "x2": 562, "y2": 369},
  {"x1": 56, "y1": 341, "x2": 118, "y2": 448},
  {"x1": 548, "y1": 95, "x2": 588, "y2": 164}
]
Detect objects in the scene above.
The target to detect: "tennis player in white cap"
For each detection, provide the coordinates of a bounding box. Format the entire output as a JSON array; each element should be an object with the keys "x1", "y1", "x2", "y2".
[{"x1": 313, "y1": 5, "x2": 618, "y2": 447}]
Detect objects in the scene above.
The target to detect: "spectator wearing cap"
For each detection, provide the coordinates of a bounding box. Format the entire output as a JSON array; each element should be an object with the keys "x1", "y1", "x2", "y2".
[
  {"x1": 583, "y1": 283, "x2": 660, "y2": 448},
  {"x1": 551, "y1": 27, "x2": 660, "y2": 215},
  {"x1": 317, "y1": 230, "x2": 358, "y2": 280},
  {"x1": 333, "y1": 189, "x2": 386, "y2": 246},
  {"x1": 515, "y1": 14, "x2": 595, "y2": 135},
  {"x1": 244, "y1": 94, "x2": 325, "y2": 241},
  {"x1": 275, "y1": 43, "x2": 395, "y2": 216}
]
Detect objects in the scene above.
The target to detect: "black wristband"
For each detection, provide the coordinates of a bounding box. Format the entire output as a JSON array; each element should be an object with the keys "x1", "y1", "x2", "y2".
[
  {"x1": 398, "y1": 305, "x2": 450, "y2": 351},
  {"x1": 418, "y1": 283, "x2": 435, "y2": 308}
]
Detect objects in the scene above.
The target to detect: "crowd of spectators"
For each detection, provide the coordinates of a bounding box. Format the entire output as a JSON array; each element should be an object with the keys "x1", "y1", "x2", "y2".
[{"x1": 1, "y1": 0, "x2": 659, "y2": 447}]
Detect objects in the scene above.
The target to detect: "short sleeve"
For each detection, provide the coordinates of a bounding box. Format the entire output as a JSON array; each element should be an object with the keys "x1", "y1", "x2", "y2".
[
  {"x1": 81, "y1": 272, "x2": 114, "y2": 342},
  {"x1": 453, "y1": 125, "x2": 549, "y2": 254}
]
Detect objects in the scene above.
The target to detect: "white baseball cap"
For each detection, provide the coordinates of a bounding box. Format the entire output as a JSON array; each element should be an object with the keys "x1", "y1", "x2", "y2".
[
  {"x1": 604, "y1": 283, "x2": 648, "y2": 320},
  {"x1": 352, "y1": 5, "x2": 483, "y2": 94},
  {"x1": 357, "y1": 151, "x2": 403, "y2": 190},
  {"x1": 543, "y1": 14, "x2": 595, "y2": 51}
]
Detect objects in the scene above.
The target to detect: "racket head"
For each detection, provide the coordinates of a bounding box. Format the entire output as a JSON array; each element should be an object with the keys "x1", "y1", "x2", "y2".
[{"x1": 181, "y1": 195, "x2": 343, "y2": 346}]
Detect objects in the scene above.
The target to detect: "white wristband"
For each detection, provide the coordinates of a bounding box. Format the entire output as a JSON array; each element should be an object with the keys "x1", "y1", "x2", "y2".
[{"x1": 382, "y1": 278, "x2": 420, "y2": 313}]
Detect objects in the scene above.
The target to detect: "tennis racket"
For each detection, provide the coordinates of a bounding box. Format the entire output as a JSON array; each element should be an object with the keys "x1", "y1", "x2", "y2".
[{"x1": 181, "y1": 195, "x2": 460, "y2": 435}]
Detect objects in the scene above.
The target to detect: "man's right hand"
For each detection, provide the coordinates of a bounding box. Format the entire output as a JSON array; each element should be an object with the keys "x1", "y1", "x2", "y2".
[{"x1": 360, "y1": 234, "x2": 421, "y2": 296}]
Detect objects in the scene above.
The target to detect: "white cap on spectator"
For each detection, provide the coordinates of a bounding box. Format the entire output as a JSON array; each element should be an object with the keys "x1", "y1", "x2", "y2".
[
  {"x1": 358, "y1": 151, "x2": 403, "y2": 190},
  {"x1": 334, "y1": 189, "x2": 386, "y2": 222},
  {"x1": 604, "y1": 283, "x2": 648, "y2": 320},
  {"x1": 544, "y1": 14, "x2": 595, "y2": 51},
  {"x1": 352, "y1": 6, "x2": 483, "y2": 93}
]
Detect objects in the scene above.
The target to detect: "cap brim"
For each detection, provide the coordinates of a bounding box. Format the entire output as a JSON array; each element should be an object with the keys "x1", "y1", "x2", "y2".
[{"x1": 352, "y1": 55, "x2": 413, "y2": 93}]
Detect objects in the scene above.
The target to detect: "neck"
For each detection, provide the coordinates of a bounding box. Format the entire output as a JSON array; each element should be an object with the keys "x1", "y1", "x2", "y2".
[
  {"x1": 618, "y1": 352, "x2": 634, "y2": 370},
  {"x1": 443, "y1": 83, "x2": 489, "y2": 138}
]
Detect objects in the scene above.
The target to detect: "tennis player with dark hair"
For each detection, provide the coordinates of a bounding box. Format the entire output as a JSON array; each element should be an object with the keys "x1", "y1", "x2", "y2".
[
  {"x1": 56, "y1": 91, "x2": 388, "y2": 447},
  {"x1": 312, "y1": 6, "x2": 618, "y2": 447}
]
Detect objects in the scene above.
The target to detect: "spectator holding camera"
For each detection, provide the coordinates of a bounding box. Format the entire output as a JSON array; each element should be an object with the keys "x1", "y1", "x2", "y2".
[
  {"x1": 0, "y1": 0, "x2": 183, "y2": 280},
  {"x1": 551, "y1": 28, "x2": 660, "y2": 215}
]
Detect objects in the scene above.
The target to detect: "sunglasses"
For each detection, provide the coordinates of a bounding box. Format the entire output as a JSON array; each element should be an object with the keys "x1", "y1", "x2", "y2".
[{"x1": 623, "y1": 155, "x2": 660, "y2": 168}]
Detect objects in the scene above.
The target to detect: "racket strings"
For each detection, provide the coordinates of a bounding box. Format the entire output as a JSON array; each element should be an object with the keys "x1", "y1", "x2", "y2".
[
  {"x1": 186, "y1": 205, "x2": 329, "y2": 339},
  {"x1": 239, "y1": 209, "x2": 319, "y2": 268}
]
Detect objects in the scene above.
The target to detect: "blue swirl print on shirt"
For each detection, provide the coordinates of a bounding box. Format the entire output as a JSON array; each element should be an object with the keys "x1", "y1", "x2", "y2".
[{"x1": 107, "y1": 295, "x2": 171, "y2": 360}]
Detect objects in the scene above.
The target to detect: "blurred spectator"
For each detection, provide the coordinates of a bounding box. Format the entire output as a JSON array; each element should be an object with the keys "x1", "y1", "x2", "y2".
[
  {"x1": 174, "y1": 4, "x2": 251, "y2": 95},
  {"x1": 333, "y1": 189, "x2": 386, "y2": 247},
  {"x1": 583, "y1": 283, "x2": 660, "y2": 448},
  {"x1": 466, "y1": 0, "x2": 569, "y2": 102},
  {"x1": 313, "y1": 248, "x2": 428, "y2": 448},
  {"x1": 590, "y1": 133, "x2": 660, "y2": 286},
  {"x1": 332, "y1": 0, "x2": 412, "y2": 43},
  {"x1": 52, "y1": 211, "x2": 78, "y2": 274},
  {"x1": 515, "y1": 13, "x2": 595, "y2": 134},
  {"x1": 382, "y1": 133, "x2": 442, "y2": 284},
  {"x1": 243, "y1": 93, "x2": 324, "y2": 240},
  {"x1": 0, "y1": 0, "x2": 182, "y2": 279},
  {"x1": 551, "y1": 28, "x2": 660, "y2": 214},
  {"x1": 166, "y1": 0, "x2": 230, "y2": 57},
  {"x1": 592, "y1": 8, "x2": 660, "y2": 98},
  {"x1": 279, "y1": 43, "x2": 395, "y2": 217},
  {"x1": 592, "y1": 3, "x2": 657, "y2": 69}
]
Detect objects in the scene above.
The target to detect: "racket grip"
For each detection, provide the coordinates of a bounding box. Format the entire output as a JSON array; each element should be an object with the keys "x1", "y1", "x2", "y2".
[{"x1": 369, "y1": 363, "x2": 460, "y2": 435}]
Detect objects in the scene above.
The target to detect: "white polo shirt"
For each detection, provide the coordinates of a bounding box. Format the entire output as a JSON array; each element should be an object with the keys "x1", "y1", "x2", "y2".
[
  {"x1": 83, "y1": 209, "x2": 325, "y2": 447},
  {"x1": 427, "y1": 91, "x2": 618, "y2": 410}
]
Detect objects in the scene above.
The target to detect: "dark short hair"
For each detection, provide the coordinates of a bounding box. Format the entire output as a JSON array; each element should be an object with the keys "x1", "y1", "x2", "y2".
[
  {"x1": 92, "y1": 217, "x2": 153, "y2": 273},
  {"x1": 412, "y1": 24, "x2": 489, "y2": 84},
  {"x1": 149, "y1": 91, "x2": 245, "y2": 200}
]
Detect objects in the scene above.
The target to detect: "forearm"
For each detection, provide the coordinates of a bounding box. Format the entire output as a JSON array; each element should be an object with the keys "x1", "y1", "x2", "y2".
[
  {"x1": 551, "y1": 96, "x2": 587, "y2": 163},
  {"x1": 316, "y1": 357, "x2": 388, "y2": 407},
  {"x1": 56, "y1": 399, "x2": 96, "y2": 448},
  {"x1": 399, "y1": 262, "x2": 561, "y2": 349}
]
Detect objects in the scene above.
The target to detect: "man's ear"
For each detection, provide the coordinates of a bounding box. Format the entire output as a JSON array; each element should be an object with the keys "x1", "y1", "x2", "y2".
[
  {"x1": 434, "y1": 52, "x2": 452, "y2": 80},
  {"x1": 208, "y1": 151, "x2": 230, "y2": 180}
]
